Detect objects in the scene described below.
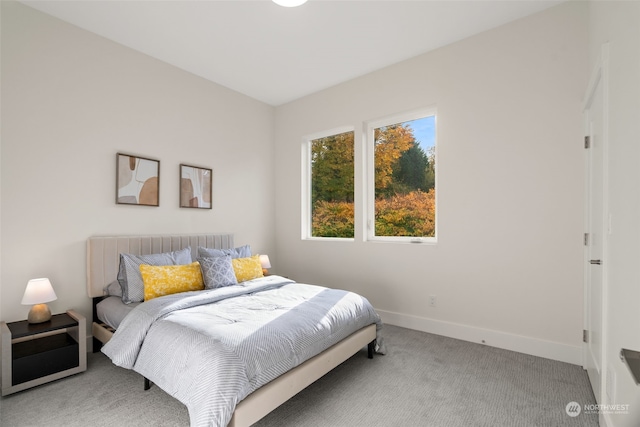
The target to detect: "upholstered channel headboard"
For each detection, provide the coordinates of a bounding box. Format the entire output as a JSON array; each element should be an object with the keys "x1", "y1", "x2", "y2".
[{"x1": 86, "y1": 234, "x2": 234, "y2": 298}]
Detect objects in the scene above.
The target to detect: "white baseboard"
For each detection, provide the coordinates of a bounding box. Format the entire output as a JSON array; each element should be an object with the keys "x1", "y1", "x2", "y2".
[
  {"x1": 86, "y1": 310, "x2": 581, "y2": 365},
  {"x1": 377, "y1": 309, "x2": 582, "y2": 366}
]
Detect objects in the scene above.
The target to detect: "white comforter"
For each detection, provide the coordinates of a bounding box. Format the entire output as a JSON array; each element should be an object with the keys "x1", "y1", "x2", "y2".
[{"x1": 102, "y1": 275, "x2": 382, "y2": 427}]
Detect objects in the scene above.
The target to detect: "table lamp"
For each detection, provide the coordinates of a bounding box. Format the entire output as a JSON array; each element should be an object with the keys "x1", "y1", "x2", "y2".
[
  {"x1": 21, "y1": 278, "x2": 57, "y2": 323},
  {"x1": 259, "y1": 254, "x2": 272, "y2": 275}
]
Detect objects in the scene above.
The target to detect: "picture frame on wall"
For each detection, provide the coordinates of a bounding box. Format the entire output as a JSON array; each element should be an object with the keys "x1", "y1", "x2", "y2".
[
  {"x1": 116, "y1": 153, "x2": 160, "y2": 206},
  {"x1": 180, "y1": 164, "x2": 212, "y2": 209}
]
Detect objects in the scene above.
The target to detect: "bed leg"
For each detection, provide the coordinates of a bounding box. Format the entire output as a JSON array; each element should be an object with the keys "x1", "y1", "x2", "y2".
[
  {"x1": 144, "y1": 377, "x2": 151, "y2": 391},
  {"x1": 92, "y1": 337, "x2": 103, "y2": 353},
  {"x1": 368, "y1": 340, "x2": 375, "y2": 359}
]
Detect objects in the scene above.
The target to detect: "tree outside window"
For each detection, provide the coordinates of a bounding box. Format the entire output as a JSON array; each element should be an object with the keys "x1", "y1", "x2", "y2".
[
  {"x1": 310, "y1": 131, "x2": 355, "y2": 238},
  {"x1": 372, "y1": 114, "x2": 436, "y2": 239}
]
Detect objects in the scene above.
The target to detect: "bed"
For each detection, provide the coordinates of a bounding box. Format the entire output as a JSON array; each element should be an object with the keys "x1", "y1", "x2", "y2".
[{"x1": 87, "y1": 234, "x2": 381, "y2": 427}]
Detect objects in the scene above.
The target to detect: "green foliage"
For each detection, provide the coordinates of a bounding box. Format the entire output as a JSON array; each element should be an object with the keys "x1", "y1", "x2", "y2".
[
  {"x1": 393, "y1": 143, "x2": 429, "y2": 193},
  {"x1": 311, "y1": 131, "x2": 354, "y2": 204}
]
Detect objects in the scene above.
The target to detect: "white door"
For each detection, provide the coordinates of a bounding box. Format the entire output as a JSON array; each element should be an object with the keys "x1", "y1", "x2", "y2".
[{"x1": 584, "y1": 55, "x2": 607, "y2": 405}]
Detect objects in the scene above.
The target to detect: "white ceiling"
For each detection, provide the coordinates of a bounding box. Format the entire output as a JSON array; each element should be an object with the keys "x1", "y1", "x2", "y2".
[{"x1": 21, "y1": 0, "x2": 564, "y2": 106}]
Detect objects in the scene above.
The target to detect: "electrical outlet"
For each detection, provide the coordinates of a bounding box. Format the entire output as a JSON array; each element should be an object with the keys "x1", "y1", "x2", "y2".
[{"x1": 429, "y1": 295, "x2": 437, "y2": 307}]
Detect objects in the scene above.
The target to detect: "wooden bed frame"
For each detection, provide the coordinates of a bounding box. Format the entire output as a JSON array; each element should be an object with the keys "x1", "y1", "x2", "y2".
[{"x1": 87, "y1": 234, "x2": 376, "y2": 427}]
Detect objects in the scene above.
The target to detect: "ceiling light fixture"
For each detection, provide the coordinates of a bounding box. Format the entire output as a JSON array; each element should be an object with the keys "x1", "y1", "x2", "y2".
[{"x1": 273, "y1": 0, "x2": 308, "y2": 7}]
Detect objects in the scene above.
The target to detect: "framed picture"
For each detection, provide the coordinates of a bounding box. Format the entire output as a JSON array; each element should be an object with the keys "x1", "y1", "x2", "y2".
[
  {"x1": 180, "y1": 164, "x2": 212, "y2": 209},
  {"x1": 116, "y1": 153, "x2": 160, "y2": 206}
]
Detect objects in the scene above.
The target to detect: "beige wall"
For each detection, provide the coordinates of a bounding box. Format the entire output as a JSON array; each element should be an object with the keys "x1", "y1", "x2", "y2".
[
  {"x1": 588, "y1": 2, "x2": 640, "y2": 426},
  {"x1": 0, "y1": 1, "x2": 276, "y2": 324},
  {"x1": 274, "y1": 1, "x2": 589, "y2": 364}
]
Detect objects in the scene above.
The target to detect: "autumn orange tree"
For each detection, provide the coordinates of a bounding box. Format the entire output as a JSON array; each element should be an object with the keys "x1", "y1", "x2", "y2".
[
  {"x1": 312, "y1": 200, "x2": 355, "y2": 238},
  {"x1": 374, "y1": 124, "x2": 414, "y2": 195},
  {"x1": 311, "y1": 131, "x2": 355, "y2": 237},
  {"x1": 375, "y1": 189, "x2": 435, "y2": 237}
]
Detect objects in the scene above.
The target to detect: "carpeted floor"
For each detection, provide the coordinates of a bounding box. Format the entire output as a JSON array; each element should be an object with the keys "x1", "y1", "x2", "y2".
[{"x1": 0, "y1": 325, "x2": 598, "y2": 426}]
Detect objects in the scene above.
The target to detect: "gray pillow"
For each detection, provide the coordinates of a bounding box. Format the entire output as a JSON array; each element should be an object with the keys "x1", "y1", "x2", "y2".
[
  {"x1": 198, "y1": 255, "x2": 238, "y2": 289},
  {"x1": 117, "y1": 246, "x2": 192, "y2": 303},
  {"x1": 197, "y1": 245, "x2": 251, "y2": 259},
  {"x1": 103, "y1": 280, "x2": 122, "y2": 297}
]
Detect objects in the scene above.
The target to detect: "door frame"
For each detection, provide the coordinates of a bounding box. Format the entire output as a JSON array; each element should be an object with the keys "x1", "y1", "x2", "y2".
[{"x1": 582, "y1": 43, "x2": 610, "y2": 408}]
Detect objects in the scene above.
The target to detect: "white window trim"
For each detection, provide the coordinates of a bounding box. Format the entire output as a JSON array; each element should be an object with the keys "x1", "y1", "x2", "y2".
[
  {"x1": 364, "y1": 107, "x2": 438, "y2": 243},
  {"x1": 301, "y1": 125, "x2": 355, "y2": 241}
]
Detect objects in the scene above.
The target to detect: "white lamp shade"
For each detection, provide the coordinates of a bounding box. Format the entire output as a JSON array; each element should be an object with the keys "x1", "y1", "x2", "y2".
[
  {"x1": 273, "y1": 0, "x2": 307, "y2": 7},
  {"x1": 259, "y1": 254, "x2": 272, "y2": 269},
  {"x1": 21, "y1": 278, "x2": 57, "y2": 305}
]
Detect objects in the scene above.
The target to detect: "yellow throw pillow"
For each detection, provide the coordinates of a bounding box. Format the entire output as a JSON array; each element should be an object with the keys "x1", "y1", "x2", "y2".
[
  {"x1": 140, "y1": 262, "x2": 204, "y2": 301},
  {"x1": 231, "y1": 255, "x2": 264, "y2": 283}
]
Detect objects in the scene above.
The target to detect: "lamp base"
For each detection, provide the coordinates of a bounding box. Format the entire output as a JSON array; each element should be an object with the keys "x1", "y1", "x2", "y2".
[{"x1": 27, "y1": 303, "x2": 52, "y2": 324}]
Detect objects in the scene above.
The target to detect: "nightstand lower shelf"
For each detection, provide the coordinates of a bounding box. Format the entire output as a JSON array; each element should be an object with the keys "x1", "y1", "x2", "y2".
[{"x1": 1, "y1": 310, "x2": 86, "y2": 396}]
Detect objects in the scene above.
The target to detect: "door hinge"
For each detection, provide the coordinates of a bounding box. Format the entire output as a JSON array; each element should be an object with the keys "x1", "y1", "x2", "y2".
[
  {"x1": 584, "y1": 136, "x2": 590, "y2": 149},
  {"x1": 583, "y1": 329, "x2": 589, "y2": 343},
  {"x1": 584, "y1": 233, "x2": 589, "y2": 246}
]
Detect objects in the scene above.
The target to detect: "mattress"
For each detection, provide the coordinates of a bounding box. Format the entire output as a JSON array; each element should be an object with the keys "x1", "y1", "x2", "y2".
[{"x1": 96, "y1": 296, "x2": 140, "y2": 330}]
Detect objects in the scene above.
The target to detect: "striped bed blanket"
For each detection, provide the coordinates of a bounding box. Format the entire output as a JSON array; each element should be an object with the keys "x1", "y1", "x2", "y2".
[{"x1": 102, "y1": 275, "x2": 382, "y2": 427}]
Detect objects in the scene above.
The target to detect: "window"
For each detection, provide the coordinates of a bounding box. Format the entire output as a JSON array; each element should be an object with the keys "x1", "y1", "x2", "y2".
[
  {"x1": 366, "y1": 109, "x2": 436, "y2": 241},
  {"x1": 302, "y1": 109, "x2": 436, "y2": 242},
  {"x1": 303, "y1": 128, "x2": 355, "y2": 239}
]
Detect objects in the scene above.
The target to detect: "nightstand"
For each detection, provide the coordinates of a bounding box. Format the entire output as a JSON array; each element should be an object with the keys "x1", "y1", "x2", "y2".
[{"x1": 1, "y1": 310, "x2": 86, "y2": 396}]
